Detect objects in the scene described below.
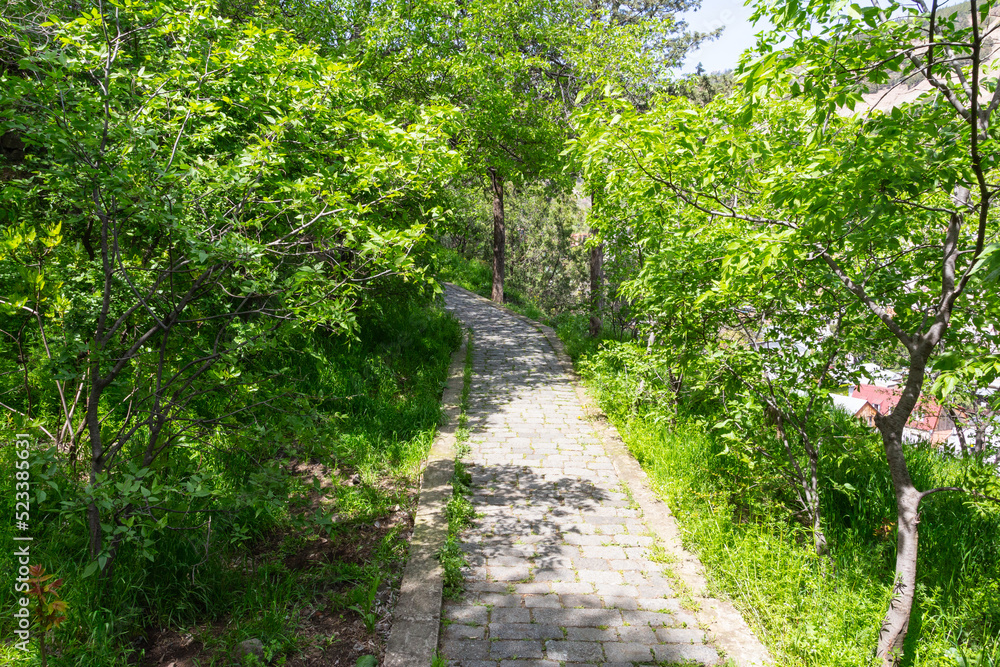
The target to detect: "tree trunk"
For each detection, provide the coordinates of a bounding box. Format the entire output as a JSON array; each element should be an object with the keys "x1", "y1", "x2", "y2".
[
  {"x1": 875, "y1": 356, "x2": 928, "y2": 666},
  {"x1": 588, "y1": 224, "x2": 604, "y2": 337},
  {"x1": 86, "y1": 372, "x2": 104, "y2": 560},
  {"x1": 489, "y1": 168, "x2": 505, "y2": 303},
  {"x1": 774, "y1": 409, "x2": 828, "y2": 557},
  {"x1": 806, "y1": 448, "x2": 827, "y2": 556},
  {"x1": 974, "y1": 423, "x2": 987, "y2": 455},
  {"x1": 812, "y1": 500, "x2": 828, "y2": 556},
  {"x1": 634, "y1": 331, "x2": 655, "y2": 409},
  {"x1": 876, "y1": 448, "x2": 922, "y2": 666}
]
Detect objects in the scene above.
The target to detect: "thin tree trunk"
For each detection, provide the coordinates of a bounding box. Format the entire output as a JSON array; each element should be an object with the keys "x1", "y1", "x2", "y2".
[
  {"x1": 974, "y1": 423, "x2": 987, "y2": 455},
  {"x1": 948, "y1": 406, "x2": 969, "y2": 456},
  {"x1": 812, "y1": 501, "x2": 828, "y2": 555},
  {"x1": 489, "y1": 168, "x2": 505, "y2": 303},
  {"x1": 588, "y1": 192, "x2": 604, "y2": 338},
  {"x1": 807, "y1": 467, "x2": 827, "y2": 556},
  {"x1": 633, "y1": 331, "x2": 656, "y2": 409},
  {"x1": 588, "y1": 229, "x2": 604, "y2": 337},
  {"x1": 774, "y1": 410, "x2": 828, "y2": 556},
  {"x1": 86, "y1": 357, "x2": 105, "y2": 560},
  {"x1": 875, "y1": 357, "x2": 928, "y2": 666}
]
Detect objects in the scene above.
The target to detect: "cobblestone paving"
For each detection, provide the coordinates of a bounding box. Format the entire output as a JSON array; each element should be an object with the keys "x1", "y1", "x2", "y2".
[{"x1": 440, "y1": 285, "x2": 720, "y2": 667}]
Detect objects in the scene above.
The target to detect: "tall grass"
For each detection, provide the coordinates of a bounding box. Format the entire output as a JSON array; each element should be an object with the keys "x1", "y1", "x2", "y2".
[{"x1": 434, "y1": 247, "x2": 493, "y2": 298}]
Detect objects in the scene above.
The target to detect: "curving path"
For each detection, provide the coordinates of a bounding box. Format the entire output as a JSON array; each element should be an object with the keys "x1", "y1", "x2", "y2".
[{"x1": 439, "y1": 284, "x2": 722, "y2": 666}]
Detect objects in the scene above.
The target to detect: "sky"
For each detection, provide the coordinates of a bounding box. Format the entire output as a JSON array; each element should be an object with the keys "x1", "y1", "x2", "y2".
[
  {"x1": 677, "y1": 0, "x2": 967, "y2": 74},
  {"x1": 677, "y1": 0, "x2": 769, "y2": 74}
]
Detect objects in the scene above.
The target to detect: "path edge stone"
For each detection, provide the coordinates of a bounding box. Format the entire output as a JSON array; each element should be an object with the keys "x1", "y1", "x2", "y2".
[
  {"x1": 443, "y1": 283, "x2": 773, "y2": 667},
  {"x1": 384, "y1": 330, "x2": 467, "y2": 667}
]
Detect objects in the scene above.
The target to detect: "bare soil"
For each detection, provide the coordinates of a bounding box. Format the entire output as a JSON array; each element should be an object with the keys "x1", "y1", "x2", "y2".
[{"x1": 137, "y1": 459, "x2": 417, "y2": 667}]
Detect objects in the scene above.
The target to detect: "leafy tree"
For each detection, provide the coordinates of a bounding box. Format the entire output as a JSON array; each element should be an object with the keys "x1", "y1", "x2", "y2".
[
  {"x1": 572, "y1": 0, "x2": 1000, "y2": 657},
  {"x1": 663, "y1": 67, "x2": 734, "y2": 106},
  {"x1": 445, "y1": 0, "x2": 582, "y2": 303},
  {"x1": 357, "y1": 0, "x2": 710, "y2": 304},
  {"x1": 0, "y1": 0, "x2": 458, "y2": 570},
  {"x1": 577, "y1": 2, "x2": 715, "y2": 334},
  {"x1": 351, "y1": 0, "x2": 582, "y2": 301},
  {"x1": 735, "y1": 2, "x2": 1000, "y2": 659}
]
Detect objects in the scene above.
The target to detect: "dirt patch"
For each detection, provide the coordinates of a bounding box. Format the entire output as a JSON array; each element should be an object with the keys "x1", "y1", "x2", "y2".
[
  {"x1": 283, "y1": 607, "x2": 382, "y2": 667},
  {"x1": 283, "y1": 509, "x2": 413, "y2": 571},
  {"x1": 140, "y1": 630, "x2": 203, "y2": 666},
  {"x1": 138, "y1": 485, "x2": 416, "y2": 667}
]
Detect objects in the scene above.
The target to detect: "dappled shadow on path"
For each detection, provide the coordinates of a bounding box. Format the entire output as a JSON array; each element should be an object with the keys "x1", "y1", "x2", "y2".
[{"x1": 435, "y1": 285, "x2": 725, "y2": 666}]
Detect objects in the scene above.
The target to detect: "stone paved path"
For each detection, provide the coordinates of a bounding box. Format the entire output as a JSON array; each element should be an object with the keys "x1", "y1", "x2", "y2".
[{"x1": 440, "y1": 285, "x2": 721, "y2": 667}]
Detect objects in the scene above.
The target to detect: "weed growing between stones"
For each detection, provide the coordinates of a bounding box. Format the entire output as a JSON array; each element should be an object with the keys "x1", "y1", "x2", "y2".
[
  {"x1": 455, "y1": 330, "x2": 474, "y2": 459},
  {"x1": 618, "y1": 480, "x2": 642, "y2": 511},
  {"x1": 439, "y1": 331, "x2": 476, "y2": 599},
  {"x1": 645, "y1": 541, "x2": 699, "y2": 611},
  {"x1": 441, "y1": 460, "x2": 475, "y2": 595}
]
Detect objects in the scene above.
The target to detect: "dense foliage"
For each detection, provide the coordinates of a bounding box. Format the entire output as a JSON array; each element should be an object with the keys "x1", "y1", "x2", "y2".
[
  {"x1": 0, "y1": 0, "x2": 460, "y2": 663},
  {"x1": 3, "y1": 0, "x2": 1000, "y2": 664},
  {"x1": 436, "y1": 183, "x2": 590, "y2": 317},
  {"x1": 0, "y1": 295, "x2": 461, "y2": 664},
  {"x1": 562, "y1": 0, "x2": 1000, "y2": 664}
]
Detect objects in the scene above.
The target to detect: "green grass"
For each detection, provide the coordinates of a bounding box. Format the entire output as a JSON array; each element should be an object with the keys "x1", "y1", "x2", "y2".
[
  {"x1": 434, "y1": 246, "x2": 493, "y2": 298},
  {"x1": 552, "y1": 311, "x2": 630, "y2": 358},
  {"x1": 500, "y1": 287, "x2": 547, "y2": 321},
  {"x1": 616, "y1": 419, "x2": 889, "y2": 664},
  {"x1": 440, "y1": 459, "x2": 475, "y2": 599},
  {"x1": 0, "y1": 294, "x2": 462, "y2": 666},
  {"x1": 568, "y1": 332, "x2": 1000, "y2": 667}
]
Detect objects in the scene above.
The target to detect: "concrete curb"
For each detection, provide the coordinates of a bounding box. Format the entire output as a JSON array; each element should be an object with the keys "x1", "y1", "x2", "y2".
[
  {"x1": 443, "y1": 283, "x2": 773, "y2": 667},
  {"x1": 384, "y1": 333, "x2": 467, "y2": 667}
]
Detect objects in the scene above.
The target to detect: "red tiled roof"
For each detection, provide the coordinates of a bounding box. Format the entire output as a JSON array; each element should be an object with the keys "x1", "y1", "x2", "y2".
[{"x1": 851, "y1": 385, "x2": 945, "y2": 432}]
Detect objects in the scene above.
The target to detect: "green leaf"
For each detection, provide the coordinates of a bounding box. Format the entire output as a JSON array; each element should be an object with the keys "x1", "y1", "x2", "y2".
[{"x1": 970, "y1": 243, "x2": 1000, "y2": 284}]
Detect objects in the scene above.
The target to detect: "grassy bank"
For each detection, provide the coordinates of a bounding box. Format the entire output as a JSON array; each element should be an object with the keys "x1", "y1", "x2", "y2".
[
  {"x1": 562, "y1": 332, "x2": 1000, "y2": 667},
  {"x1": 1, "y1": 295, "x2": 461, "y2": 666}
]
